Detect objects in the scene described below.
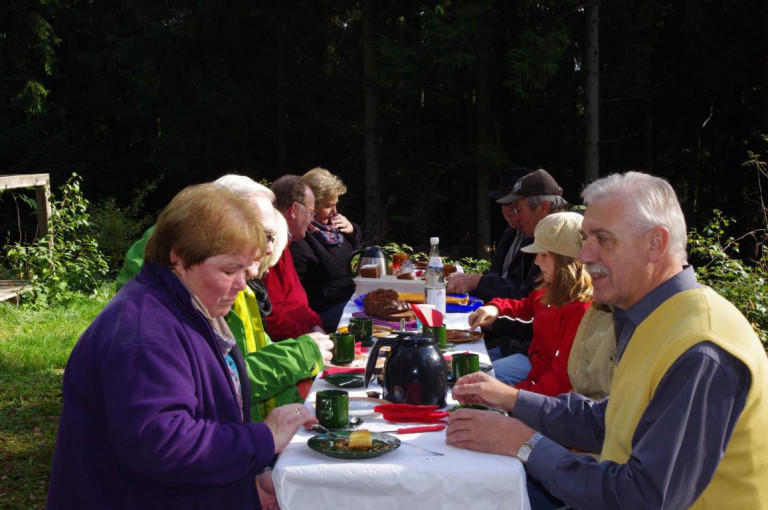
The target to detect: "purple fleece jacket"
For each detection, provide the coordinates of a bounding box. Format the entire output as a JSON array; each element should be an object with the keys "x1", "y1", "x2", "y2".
[{"x1": 47, "y1": 263, "x2": 275, "y2": 509}]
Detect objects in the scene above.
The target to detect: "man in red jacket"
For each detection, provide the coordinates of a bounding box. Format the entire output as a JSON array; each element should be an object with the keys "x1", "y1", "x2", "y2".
[{"x1": 264, "y1": 175, "x2": 327, "y2": 340}]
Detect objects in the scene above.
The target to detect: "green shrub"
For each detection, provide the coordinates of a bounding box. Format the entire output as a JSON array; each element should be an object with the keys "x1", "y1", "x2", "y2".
[
  {"x1": 689, "y1": 210, "x2": 768, "y2": 347},
  {"x1": 379, "y1": 241, "x2": 491, "y2": 274},
  {"x1": 4, "y1": 173, "x2": 109, "y2": 306}
]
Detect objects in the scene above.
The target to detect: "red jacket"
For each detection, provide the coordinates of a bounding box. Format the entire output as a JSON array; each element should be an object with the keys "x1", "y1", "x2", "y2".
[
  {"x1": 263, "y1": 246, "x2": 324, "y2": 340},
  {"x1": 488, "y1": 289, "x2": 591, "y2": 396}
]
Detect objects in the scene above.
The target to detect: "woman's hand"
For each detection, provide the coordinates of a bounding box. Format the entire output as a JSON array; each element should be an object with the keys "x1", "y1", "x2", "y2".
[
  {"x1": 329, "y1": 213, "x2": 354, "y2": 235},
  {"x1": 467, "y1": 305, "x2": 500, "y2": 330},
  {"x1": 263, "y1": 404, "x2": 317, "y2": 454},
  {"x1": 256, "y1": 471, "x2": 279, "y2": 510}
]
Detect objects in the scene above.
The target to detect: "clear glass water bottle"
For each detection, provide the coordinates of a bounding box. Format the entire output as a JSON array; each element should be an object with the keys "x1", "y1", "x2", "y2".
[{"x1": 424, "y1": 237, "x2": 446, "y2": 316}]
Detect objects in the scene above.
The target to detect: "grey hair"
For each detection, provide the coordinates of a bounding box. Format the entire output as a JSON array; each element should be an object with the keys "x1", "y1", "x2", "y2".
[
  {"x1": 258, "y1": 207, "x2": 289, "y2": 276},
  {"x1": 527, "y1": 194, "x2": 570, "y2": 213},
  {"x1": 582, "y1": 171, "x2": 688, "y2": 262},
  {"x1": 213, "y1": 174, "x2": 275, "y2": 202}
]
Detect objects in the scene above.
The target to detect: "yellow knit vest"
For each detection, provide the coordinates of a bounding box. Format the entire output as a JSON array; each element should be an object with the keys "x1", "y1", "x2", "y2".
[
  {"x1": 228, "y1": 287, "x2": 276, "y2": 421},
  {"x1": 602, "y1": 288, "x2": 768, "y2": 509}
]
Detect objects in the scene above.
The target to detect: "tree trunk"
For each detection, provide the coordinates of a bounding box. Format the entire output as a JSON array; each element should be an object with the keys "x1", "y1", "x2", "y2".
[
  {"x1": 584, "y1": 1, "x2": 600, "y2": 183},
  {"x1": 476, "y1": 34, "x2": 492, "y2": 256},
  {"x1": 763, "y1": 0, "x2": 768, "y2": 134},
  {"x1": 276, "y1": 2, "x2": 289, "y2": 174},
  {"x1": 362, "y1": 0, "x2": 383, "y2": 237}
]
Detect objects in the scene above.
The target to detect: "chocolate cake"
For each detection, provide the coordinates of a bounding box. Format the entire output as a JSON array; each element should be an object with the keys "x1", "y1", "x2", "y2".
[{"x1": 363, "y1": 289, "x2": 416, "y2": 322}]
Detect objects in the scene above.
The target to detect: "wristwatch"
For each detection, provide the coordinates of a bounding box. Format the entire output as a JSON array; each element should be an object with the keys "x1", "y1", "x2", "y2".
[{"x1": 516, "y1": 432, "x2": 543, "y2": 464}]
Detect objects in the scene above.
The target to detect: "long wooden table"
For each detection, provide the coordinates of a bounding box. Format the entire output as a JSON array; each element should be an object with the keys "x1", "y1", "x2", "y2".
[{"x1": 271, "y1": 298, "x2": 530, "y2": 510}]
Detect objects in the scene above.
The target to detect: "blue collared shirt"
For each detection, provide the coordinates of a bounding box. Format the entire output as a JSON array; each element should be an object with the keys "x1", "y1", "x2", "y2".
[{"x1": 513, "y1": 266, "x2": 751, "y2": 509}]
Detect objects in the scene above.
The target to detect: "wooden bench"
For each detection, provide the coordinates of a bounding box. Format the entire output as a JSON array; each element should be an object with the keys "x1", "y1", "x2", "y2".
[
  {"x1": 1, "y1": 173, "x2": 50, "y2": 304},
  {"x1": 0, "y1": 280, "x2": 31, "y2": 304}
]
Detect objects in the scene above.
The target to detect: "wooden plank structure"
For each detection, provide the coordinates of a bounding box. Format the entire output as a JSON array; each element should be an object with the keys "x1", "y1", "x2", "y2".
[{"x1": 1, "y1": 173, "x2": 51, "y2": 303}]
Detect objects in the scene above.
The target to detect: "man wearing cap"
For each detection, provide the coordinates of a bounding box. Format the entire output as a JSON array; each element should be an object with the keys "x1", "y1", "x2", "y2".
[
  {"x1": 448, "y1": 168, "x2": 569, "y2": 358},
  {"x1": 447, "y1": 172, "x2": 768, "y2": 509}
]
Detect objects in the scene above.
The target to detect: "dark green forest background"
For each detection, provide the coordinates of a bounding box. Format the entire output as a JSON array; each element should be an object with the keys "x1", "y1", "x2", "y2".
[{"x1": 2, "y1": 0, "x2": 767, "y2": 261}]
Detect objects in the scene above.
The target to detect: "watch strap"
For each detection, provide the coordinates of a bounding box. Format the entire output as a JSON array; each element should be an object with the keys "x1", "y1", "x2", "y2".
[{"x1": 517, "y1": 432, "x2": 543, "y2": 464}]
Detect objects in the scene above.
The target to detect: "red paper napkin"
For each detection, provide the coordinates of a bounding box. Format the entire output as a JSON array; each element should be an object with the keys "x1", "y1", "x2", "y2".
[
  {"x1": 321, "y1": 367, "x2": 365, "y2": 378},
  {"x1": 410, "y1": 304, "x2": 444, "y2": 327},
  {"x1": 374, "y1": 403, "x2": 450, "y2": 423}
]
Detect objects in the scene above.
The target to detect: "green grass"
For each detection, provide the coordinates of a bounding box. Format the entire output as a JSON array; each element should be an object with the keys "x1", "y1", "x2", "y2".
[{"x1": 0, "y1": 286, "x2": 113, "y2": 510}]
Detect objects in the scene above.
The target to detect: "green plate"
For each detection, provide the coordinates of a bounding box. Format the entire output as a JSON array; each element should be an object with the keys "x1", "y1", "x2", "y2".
[
  {"x1": 324, "y1": 373, "x2": 365, "y2": 388},
  {"x1": 448, "y1": 404, "x2": 506, "y2": 415},
  {"x1": 308, "y1": 430, "x2": 401, "y2": 459}
]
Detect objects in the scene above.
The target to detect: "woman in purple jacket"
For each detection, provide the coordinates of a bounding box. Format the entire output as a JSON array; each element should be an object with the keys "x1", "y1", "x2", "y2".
[{"x1": 47, "y1": 184, "x2": 317, "y2": 510}]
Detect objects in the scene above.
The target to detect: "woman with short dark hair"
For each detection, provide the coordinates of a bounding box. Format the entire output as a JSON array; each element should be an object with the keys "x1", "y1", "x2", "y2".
[{"x1": 47, "y1": 183, "x2": 316, "y2": 509}]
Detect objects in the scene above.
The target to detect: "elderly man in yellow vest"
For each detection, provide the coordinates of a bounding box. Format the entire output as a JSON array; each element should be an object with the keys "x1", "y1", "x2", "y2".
[{"x1": 447, "y1": 171, "x2": 768, "y2": 509}]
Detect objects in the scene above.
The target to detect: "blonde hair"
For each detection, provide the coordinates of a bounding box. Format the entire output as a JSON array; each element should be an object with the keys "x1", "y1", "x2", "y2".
[
  {"x1": 538, "y1": 253, "x2": 593, "y2": 307},
  {"x1": 303, "y1": 167, "x2": 347, "y2": 204},
  {"x1": 145, "y1": 183, "x2": 265, "y2": 269}
]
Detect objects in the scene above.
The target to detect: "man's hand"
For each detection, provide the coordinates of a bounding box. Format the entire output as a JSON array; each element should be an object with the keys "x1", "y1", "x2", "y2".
[
  {"x1": 308, "y1": 332, "x2": 333, "y2": 362},
  {"x1": 467, "y1": 305, "x2": 500, "y2": 330},
  {"x1": 446, "y1": 409, "x2": 536, "y2": 457},
  {"x1": 263, "y1": 404, "x2": 317, "y2": 453},
  {"x1": 447, "y1": 273, "x2": 482, "y2": 294},
  {"x1": 451, "y1": 371, "x2": 519, "y2": 411}
]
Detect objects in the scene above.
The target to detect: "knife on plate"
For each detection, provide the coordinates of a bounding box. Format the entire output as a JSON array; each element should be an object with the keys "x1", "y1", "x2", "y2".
[{"x1": 377, "y1": 424, "x2": 446, "y2": 434}]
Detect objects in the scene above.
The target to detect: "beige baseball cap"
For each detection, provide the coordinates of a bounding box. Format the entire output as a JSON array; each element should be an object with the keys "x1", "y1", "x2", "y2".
[{"x1": 521, "y1": 212, "x2": 584, "y2": 258}]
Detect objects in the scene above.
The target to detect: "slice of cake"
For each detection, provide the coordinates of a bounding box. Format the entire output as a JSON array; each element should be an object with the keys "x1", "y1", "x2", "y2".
[{"x1": 348, "y1": 429, "x2": 373, "y2": 449}]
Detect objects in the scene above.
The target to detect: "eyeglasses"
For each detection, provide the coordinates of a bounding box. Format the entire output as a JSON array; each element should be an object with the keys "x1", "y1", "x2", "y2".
[
  {"x1": 503, "y1": 203, "x2": 524, "y2": 215},
  {"x1": 295, "y1": 201, "x2": 318, "y2": 218}
]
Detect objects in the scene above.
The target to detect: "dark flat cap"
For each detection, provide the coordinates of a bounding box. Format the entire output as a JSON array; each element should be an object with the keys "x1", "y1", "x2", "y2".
[{"x1": 496, "y1": 169, "x2": 563, "y2": 204}]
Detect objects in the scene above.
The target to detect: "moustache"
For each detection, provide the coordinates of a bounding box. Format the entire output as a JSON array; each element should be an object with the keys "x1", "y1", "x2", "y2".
[{"x1": 586, "y1": 263, "x2": 611, "y2": 278}]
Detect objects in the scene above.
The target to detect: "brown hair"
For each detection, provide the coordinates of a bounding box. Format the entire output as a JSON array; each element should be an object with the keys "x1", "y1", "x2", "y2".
[
  {"x1": 145, "y1": 183, "x2": 265, "y2": 269},
  {"x1": 271, "y1": 175, "x2": 310, "y2": 211},
  {"x1": 538, "y1": 253, "x2": 593, "y2": 307}
]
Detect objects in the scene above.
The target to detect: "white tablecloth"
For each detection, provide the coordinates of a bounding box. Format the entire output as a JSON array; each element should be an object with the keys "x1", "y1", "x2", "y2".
[{"x1": 272, "y1": 299, "x2": 530, "y2": 510}]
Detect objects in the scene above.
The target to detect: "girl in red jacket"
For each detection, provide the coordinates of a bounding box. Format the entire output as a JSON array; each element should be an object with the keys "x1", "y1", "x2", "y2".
[{"x1": 468, "y1": 212, "x2": 593, "y2": 396}]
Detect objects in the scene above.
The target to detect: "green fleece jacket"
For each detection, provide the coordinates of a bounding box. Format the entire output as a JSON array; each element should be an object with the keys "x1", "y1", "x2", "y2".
[{"x1": 115, "y1": 226, "x2": 323, "y2": 421}]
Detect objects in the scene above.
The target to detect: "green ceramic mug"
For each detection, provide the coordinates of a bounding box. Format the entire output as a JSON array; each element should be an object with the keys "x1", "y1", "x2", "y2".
[
  {"x1": 348, "y1": 317, "x2": 374, "y2": 347},
  {"x1": 424, "y1": 324, "x2": 447, "y2": 349},
  {"x1": 451, "y1": 352, "x2": 480, "y2": 381},
  {"x1": 330, "y1": 332, "x2": 356, "y2": 365},
  {"x1": 315, "y1": 389, "x2": 349, "y2": 429}
]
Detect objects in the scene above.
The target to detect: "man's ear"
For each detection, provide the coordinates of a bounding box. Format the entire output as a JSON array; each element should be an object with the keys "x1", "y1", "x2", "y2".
[{"x1": 647, "y1": 226, "x2": 670, "y2": 262}]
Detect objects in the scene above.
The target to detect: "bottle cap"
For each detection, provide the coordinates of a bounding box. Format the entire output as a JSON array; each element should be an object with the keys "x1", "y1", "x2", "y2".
[{"x1": 430, "y1": 237, "x2": 439, "y2": 244}]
